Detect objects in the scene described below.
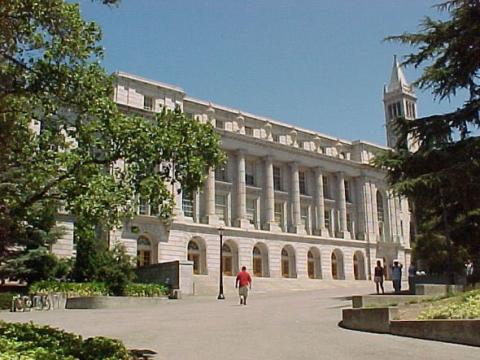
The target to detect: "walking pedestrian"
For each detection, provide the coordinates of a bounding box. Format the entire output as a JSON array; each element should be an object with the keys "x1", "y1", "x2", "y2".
[
  {"x1": 391, "y1": 260, "x2": 403, "y2": 294},
  {"x1": 235, "y1": 266, "x2": 252, "y2": 305},
  {"x1": 374, "y1": 260, "x2": 385, "y2": 295}
]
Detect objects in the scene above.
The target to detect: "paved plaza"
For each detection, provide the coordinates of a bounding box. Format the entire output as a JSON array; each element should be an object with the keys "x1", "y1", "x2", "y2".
[{"x1": 0, "y1": 285, "x2": 478, "y2": 360}]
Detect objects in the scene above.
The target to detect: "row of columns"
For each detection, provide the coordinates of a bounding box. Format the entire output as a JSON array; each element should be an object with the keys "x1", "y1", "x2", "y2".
[{"x1": 201, "y1": 150, "x2": 352, "y2": 238}]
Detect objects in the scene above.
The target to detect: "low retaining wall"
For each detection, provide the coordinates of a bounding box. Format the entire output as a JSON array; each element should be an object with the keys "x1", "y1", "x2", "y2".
[
  {"x1": 66, "y1": 296, "x2": 168, "y2": 309},
  {"x1": 352, "y1": 295, "x2": 428, "y2": 309},
  {"x1": 390, "y1": 320, "x2": 480, "y2": 347},
  {"x1": 135, "y1": 260, "x2": 193, "y2": 295},
  {"x1": 341, "y1": 307, "x2": 398, "y2": 333},
  {"x1": 415, "y1": 284, "x2": 463, "y2": 296}
]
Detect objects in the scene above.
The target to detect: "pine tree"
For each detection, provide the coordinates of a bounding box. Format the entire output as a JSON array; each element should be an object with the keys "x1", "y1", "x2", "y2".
[{"x1": 375, "y1": 0, "x2": 480, "y2": 275}]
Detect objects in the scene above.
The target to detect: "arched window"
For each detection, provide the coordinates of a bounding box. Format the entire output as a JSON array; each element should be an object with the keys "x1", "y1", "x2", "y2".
[
  {"x1": 281, "y1": 248, "x2": 289, "y2": 278},
  {"x1": 253, "y1": 246, "x2": 262, "y2": 277},
  {"x1": 353, "y1": 251, "x2": 366, "y2": 280},
  {"x1": 281, "y1": 246, "x2": 296, "y2": 278},
  {"x1": 331, "y1": 252, "x2": 338, "y2": 279},
  {"x1": 188, "y1": 240, "x2": 201, "y2": 274},
  {"x1": 308, "y1": 250, "x2": 315, "y2": 279},
  {"x1": 137, "y1": 236, "x2": 152, "y2": 267},
  {"x1": 331, "y1": 249, "x2": 345, "y2": 280},
  {"x1": 222, "y1": 243, "x2": 232, "y2": 276},
  {"x1": 306, "y1": 248, "x2": 322, "y2": 279}
]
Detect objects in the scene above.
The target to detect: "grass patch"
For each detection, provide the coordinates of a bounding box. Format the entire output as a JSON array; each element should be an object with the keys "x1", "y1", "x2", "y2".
[{"x1": 417, "y1": 289, "x2": 480, "y2": 320}]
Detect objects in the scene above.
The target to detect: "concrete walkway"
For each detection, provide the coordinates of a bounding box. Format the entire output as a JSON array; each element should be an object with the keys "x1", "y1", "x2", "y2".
[{"x1": 1, "y1": 285, "x2": 478, "y2": 359}]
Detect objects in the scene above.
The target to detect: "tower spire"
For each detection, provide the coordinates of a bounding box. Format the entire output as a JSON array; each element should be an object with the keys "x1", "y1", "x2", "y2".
[
  {"x1": 383, "y1": 55, "x2": 418, "y2": 149},
  {"x1": 388, "y1": 55, "x2": 409, "y2": 92}
]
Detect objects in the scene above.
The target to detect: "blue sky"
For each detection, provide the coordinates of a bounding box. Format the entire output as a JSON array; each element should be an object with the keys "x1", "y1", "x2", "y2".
[{"x1": 80, "y1": 0, "x2": 464, "y2": 146}]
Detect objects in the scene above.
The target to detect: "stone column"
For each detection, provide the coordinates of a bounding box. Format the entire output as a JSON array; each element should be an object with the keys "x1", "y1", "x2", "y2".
[
  {"x1": 355, "y1": 176, "x2": 368, "y2": 240},
  {"x1": 235, "y1": 150, "x2": 250, "y2": 228},
  {"x1": 336, "y1": 171, "x2": 350, "y2": 239},
  {"x1": 203, "y1": 167, "x2": 218, "y2": 224},
  {"x1": 290, "y1": 162, "x2": 305, "y2": 234},
  {"x1": 173, "y1": 181, "x2": 184, "y2": 220},
  {"x1": 314, "y1": 167, "x2": 328, "y2": 236},
  {"x1": 263, "y1": 156, "x2": 280, "y2": 231},
  {"x1": 370, "y1": 182, "x2": 380, "y2": 241}
]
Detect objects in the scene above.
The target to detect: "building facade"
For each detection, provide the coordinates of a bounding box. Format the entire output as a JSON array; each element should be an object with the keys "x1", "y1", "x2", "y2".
[{"x1": 54, "y1": 58, "x2": 415, "y2": 281}]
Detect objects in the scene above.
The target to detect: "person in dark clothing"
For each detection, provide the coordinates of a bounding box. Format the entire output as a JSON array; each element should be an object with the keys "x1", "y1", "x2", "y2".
[{"x1": 374, "y1": 260, "x2": 385, "y2": 294}]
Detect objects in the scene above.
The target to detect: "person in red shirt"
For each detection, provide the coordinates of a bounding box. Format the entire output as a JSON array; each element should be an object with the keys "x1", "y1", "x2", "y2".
[{"x1": 235, "y1": 266, "x2": 252, "y2": 305}]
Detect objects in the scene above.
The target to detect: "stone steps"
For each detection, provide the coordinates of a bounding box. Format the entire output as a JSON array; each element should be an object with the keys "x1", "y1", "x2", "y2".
[{"x1": 192, "y1": 274, "x2": 373, "y2": 296}]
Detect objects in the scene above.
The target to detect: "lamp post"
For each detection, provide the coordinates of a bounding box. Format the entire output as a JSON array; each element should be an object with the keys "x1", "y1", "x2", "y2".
[{"x1": 218, "y1": 226, "x2": 225, "y2": 300}]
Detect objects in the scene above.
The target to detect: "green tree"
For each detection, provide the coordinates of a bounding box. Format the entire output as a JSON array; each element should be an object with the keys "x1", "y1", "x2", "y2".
[
  {"x1": 375, "y1": 0, "x2": 480, "y2": 274},
  {"x1": 0, "y1": 1, "x2": 224, "y2": 263},
  {"x1": 95, "y1": 243, "x2": 136, "y2": 296}
]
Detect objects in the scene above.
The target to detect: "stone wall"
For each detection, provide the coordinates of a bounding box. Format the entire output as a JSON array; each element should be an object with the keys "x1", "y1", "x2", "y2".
[
  {"x1": 390, "y1": 320, "x2": 480, "y2": 347},
  {"x1": 135, "y1": 260, "x2": 193, "y2": 295}
]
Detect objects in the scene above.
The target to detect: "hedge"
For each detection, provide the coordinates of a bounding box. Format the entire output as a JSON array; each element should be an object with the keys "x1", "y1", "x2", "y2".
[
  {"x1": 29, "y1": 281, "x2": 169, "y2": 297},
  {"x1": 0, "y1": 321, "x2": 132, "y2": 359}
]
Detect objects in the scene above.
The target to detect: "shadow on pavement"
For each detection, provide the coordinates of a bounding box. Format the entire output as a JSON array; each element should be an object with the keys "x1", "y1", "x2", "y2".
[{"x1": 130, "y1": 349, "x2": 157, "y2": 359}]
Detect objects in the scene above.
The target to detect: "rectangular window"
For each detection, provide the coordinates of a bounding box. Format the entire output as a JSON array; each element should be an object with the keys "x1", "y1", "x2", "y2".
[
  {"x1": 273, "y1": 166, "x2": 281, "y2": 191},
  {"x1": 324, "y1": 210, "x2": 331, "y2": 230},
  {"x1": 215, "y1": 166, "x2": 227, "y2": 181},
  {"x1": 299, "y1": 171, "x2": 307, "y2": 195},
  {"x1": 138, "y1": 197, "x2": 148, "y2": 215},
  {"x1": 182, "y1": 192, "x2": 194, "y2": 218},
  {"x1": 246, "y1": 198, "x2": 256, "y2": 226},
  {"x1": 301, "y1": 206, "x2": 309, "y2": 233},
  {"x1": 345, "y1": 180, "x2": 352, "y2": 203},
  {"x1": 272, "y1": 134, "x2": 280, "y2": 142},
  {"x1": 143, "y1": 96, "x2": 154, "y2": 111},
  {"x1": 323, "y1": 175, "x2": 329, "y2": 198},
  {"x1": 274, "y1": 202, "x2": 283, "y2": 227},
  {"x1": 245, "y1": 161, "x2": 255, "y2": 186},
  {"x1": 396, "y1": 102, "x2": 402, "y2": 117},
  {"x1": 346, "y1": 212, "x2": 352, "y2": 232},
  {"x1": 215, "y1": 120, "x2": 224, "y2": 129},
  {"x1": 215, "y1": 194, "x2": 227, "y2": 222},
  {"x1": 245, "y1": 126, "x2": 253, "y2": 136}
]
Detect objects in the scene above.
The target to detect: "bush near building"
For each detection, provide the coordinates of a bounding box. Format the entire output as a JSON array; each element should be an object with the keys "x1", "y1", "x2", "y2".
[
  {"x1": 0, "y1": 321, "x2": 132, "y2": 360},
  {"x1": 29, "y1": 281, "x2": 169, "y2": 297}
]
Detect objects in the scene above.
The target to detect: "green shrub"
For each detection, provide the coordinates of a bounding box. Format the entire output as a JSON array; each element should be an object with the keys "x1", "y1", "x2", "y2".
[
  {"x1": 418, "y1": 289, "x2": 480, "y2": 319},
  {"x1": 30, "y1": 281, "x2": 107, "y2": 297},
  {"x1": 0, "y1": 321, "x2": 132, "y2": 359},
  {"x1": 0, "y1": 248, "x2": 59, "y2": 284},
  {"x1": 29, "y1": 281, "x2": 168, "y2": 297},
  {"x1": 81, "y1": 337, "x2": 131, "y2": 360},
  {"x1": 0, "y1": 293, "x2": 14, "y2": 310},
  {"x1": 95, "y1": 244, "x2": 136, "y2": 296},
  {"x1": 125, "y1": 283, "x2": 169, "y2": 297}
]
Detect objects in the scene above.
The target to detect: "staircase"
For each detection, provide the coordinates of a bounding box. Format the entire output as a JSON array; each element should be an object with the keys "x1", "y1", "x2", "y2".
[{"x1": 192, "y1": 274, "x2": 372, "y2": 296}]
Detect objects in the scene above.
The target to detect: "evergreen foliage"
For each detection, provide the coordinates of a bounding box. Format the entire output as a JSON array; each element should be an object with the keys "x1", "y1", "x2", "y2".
[{"x1": 375, "y1": 0, "x2": 480, "y2": 272}]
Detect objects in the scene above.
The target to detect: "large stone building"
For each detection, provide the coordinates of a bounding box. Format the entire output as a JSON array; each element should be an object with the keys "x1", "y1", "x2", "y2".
[{"x1": 54, "y1": 57, "x2": 415, "y2": 282}]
